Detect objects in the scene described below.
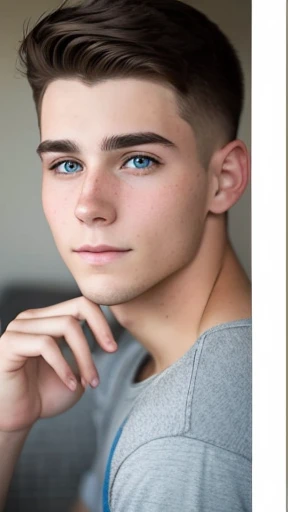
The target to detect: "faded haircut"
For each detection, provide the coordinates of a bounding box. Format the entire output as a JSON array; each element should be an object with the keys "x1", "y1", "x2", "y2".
[{"x1": 18, "y1": 0, "x2": 244, "y2": 168}]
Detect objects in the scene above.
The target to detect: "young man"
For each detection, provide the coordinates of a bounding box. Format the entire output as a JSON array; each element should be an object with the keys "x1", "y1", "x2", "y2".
[{"x1": 0, "y1": 0, "x2": 251, "y2": 511}]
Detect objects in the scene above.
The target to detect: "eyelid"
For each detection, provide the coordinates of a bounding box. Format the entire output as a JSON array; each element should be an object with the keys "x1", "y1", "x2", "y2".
[
  {"x1": 47, "y1": 152, "x2": 162, "y2": 173},
  {"x1": 48, "y1": 157, "x2": 83, "y2": 170},
  {"x1": 121, "y1": 153, "x2": 161, "y2": 167}
]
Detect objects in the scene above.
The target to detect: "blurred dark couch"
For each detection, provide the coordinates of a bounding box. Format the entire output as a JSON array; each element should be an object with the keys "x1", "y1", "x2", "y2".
[
  {"x1": 0, "y1": 284, "x2": 100, "y2": 512},
  {"x1": 0, "y1": 284, "x2": 81, "y2": 333}
]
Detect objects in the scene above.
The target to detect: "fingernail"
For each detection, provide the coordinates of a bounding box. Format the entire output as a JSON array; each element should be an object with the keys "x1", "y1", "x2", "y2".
[
  {"x1": 68, "y1": 378, "x2": 77, "y2": 391},
  {"x1": 81, "y1": 377, "x2": 87, "y2": 389},
  {"x1": 90, "y1": 377, "x2": 99, "y2": 388},
  {"x1": 108, "y1": 339, "x2": 117, "y2": 350}
]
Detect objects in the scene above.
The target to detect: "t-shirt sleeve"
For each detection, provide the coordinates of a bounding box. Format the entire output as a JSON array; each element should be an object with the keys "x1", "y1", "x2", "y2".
[{"x1": 110, "y1": 436, "x2": 251, "y2": 512}]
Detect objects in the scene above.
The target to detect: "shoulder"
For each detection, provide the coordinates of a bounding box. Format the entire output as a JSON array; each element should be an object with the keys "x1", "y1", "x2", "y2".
[
  {"x1": 111, "y1": 319, "x2": 251, "y2": 469},
  {"x1": 108, "y1": 320, "x2": 251, "y2": 511},
  {"x1": 189, "y1": 319, "x2": 252, "y2": 458},
  {"x1": 110, "y1": 435, "x2": 251, "y2": 512}
]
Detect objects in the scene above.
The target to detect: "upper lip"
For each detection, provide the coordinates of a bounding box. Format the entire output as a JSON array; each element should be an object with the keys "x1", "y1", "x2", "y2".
[{"x1": 74, "y1": 245, "x2": 130, "y2": 253}]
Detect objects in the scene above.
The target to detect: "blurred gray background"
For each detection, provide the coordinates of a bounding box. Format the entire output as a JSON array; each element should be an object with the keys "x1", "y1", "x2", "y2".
[{"x1": 0, "y1": 0, "x2": 251, "y2": 296}]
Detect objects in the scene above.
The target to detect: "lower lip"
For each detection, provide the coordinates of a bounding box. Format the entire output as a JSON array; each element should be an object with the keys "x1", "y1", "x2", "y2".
[{"x1": 75, "y1": 250, "x2": 130, "y2": 265}]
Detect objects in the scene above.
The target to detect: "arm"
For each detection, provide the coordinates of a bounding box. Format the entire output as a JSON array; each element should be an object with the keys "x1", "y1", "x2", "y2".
[
  {"x1": 110, "y1": 436, "x2": 252, "y2": 512},
  {"x1": 0, "y1": 429, "x2": 31, "y2": 512}
]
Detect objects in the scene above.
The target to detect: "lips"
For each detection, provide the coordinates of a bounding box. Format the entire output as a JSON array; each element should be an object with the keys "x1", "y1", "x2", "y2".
[
  {"x1": 73, "y1": 245, "x2": 131, "y2": 265},
  {"x1": 75, "y1": 245, "x2": 130, "y2": 253}
]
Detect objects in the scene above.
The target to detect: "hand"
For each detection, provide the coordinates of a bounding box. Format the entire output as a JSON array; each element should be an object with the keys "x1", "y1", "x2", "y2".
[{"x1": 0, "y1": 296, "x2": 117, "y2": 433}]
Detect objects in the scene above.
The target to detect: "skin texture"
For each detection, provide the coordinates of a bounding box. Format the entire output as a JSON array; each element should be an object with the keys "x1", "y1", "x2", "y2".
[{"x1": 40, "y1": 77, "x2": 251, "y2": 377}]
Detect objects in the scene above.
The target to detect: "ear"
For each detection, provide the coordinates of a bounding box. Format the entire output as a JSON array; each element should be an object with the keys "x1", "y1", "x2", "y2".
[{"x1": 207, "y1": 139, "x2": 250, "y2": 214}]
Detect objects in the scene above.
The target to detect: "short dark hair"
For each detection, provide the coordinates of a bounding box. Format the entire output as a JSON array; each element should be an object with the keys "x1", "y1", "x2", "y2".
[{"x1": 18, "y1": 0, "x2": 244, "y2": 167}]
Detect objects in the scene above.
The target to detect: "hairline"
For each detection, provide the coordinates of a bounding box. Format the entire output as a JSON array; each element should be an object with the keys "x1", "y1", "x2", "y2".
[{"x1": 37, "y1": 75, "x2": 228, "y2": 169}]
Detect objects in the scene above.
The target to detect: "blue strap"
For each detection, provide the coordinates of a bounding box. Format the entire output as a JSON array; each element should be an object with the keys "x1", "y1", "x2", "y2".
[{"x1": 102, "y1": 418, "x2": 128, "y2": 512}]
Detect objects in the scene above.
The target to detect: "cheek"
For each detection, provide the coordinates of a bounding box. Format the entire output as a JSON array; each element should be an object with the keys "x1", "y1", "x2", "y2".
[
  {"x1": 137, "y1": 179, "x2": 207, "y2": 271},
  {"x1": 133, "y1": 177, "x2": 206, "y2": 235},
  {"x1": 42, "y1": 184, "x2": 70, "y2": 235}
]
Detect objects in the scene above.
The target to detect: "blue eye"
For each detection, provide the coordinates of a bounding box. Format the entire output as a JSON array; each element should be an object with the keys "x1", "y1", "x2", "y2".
[
  {"x1": 124, "y1": 156, "x2": 157, "y2": 170},
  {"x1": 49, "y1": 154, "x2": 160, "y2": 175},
  {"x1": 49, "y1": 160, "x2": 82, "y2": 174}
]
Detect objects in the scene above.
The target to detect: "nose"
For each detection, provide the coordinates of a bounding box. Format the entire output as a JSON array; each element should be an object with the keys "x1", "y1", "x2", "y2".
[{"x1": 74, "y1": 171, "x2": 117, "y2": 226}]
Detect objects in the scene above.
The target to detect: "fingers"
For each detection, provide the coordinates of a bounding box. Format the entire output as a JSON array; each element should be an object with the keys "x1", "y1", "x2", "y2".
[
  {"x1": 16, "y1": 297, "x2": 118, "y2": 353},
  {"x1": 0, "y1": 331, "x2": 80, "y2": 392},
  {"x1": 3, "y1": 297, "x2": 118, "y2": 392},
  {"x1": 6, "y1": 316, "x2": 99, "y2": 388}
]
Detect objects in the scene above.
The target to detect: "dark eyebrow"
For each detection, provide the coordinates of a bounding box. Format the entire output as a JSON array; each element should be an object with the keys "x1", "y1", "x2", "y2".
[
  {"x1": 101, "y1": 132, "x2": 176, "y2": 151},
  {"x1": 36, "y1": 132, "x2": 177, "y2": 158}
]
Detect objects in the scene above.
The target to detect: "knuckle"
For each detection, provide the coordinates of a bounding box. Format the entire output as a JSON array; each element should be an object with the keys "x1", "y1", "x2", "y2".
[
  {"x1": 80, "y1": 295, "x2": 95, "y2": 311},
  {"x1": 40, "y1": 335, "x2": 54, "y2": 348},
  {"x1": 64, "y1": 315, "x2": 77, "y2": 333},
  {"x1": 6, "y1": 318, "x2": 22, "y2": 332},
  {"x1": 5, "y1": 320, "x2": 15, "y2": 332},
  {"x1": 0, "y1": 330, "x2": 11, "y2": 343},
  {"x1": 0, "y1": 332, "x2": 18, "y2": 355},
  {"x1": 16, "y1": 309, "x2": 33, "y2": 319},
  {"x1": 78, "y1": 296, "x2": 88, "y2": 313},
  {"x1": 79, "y1": 296, "x2": 88, "y2": 306},
  {"x1": 70, "y1": 296, "x2": 84, "y2": 318}
]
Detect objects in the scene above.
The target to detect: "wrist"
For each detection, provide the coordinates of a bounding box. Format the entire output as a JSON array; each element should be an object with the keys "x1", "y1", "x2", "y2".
[{"x1": 0, "y1": 427, "x2": 31, "y2": 445}]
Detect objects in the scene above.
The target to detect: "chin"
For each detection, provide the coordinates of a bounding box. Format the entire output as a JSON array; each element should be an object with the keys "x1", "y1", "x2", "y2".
[{"x1": 75, "y1": 277, "x2": 147, "y2": 306}]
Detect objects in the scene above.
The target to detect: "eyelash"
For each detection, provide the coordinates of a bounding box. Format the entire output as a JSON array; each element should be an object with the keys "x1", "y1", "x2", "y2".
[{"x1": 48, "y1": 154, "x2": 161, "y2": 175}]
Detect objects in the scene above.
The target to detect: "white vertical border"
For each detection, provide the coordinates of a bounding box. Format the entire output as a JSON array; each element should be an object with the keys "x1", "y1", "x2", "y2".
[{"x1": 252, "y1": 0, "x2": 286, "y2": 510}]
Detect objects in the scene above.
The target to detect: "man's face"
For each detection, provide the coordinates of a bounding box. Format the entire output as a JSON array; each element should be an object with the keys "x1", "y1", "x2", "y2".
[{"x1": 40, "y1": 78, "x2": 211, "y2": 305}]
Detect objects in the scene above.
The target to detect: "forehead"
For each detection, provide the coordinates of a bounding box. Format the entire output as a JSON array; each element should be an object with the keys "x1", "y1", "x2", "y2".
[{"x1": 40, "y1": 78, "x2": 190, "y2": 143}]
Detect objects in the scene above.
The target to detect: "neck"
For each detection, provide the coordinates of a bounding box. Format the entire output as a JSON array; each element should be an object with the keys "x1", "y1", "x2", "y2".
[{"x1": 110, "y1": 214, "x2": 251, "y2": 375}]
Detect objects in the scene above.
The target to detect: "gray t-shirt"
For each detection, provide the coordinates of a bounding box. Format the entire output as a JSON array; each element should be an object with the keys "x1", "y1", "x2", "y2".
[{"x1": 79, "y1": 318, "x2": 252, "y2": 512}]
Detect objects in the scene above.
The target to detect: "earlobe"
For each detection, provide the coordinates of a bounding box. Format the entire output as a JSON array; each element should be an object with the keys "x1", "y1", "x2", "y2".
[{"x1": 209, "y1": 140, "x2": 250, "y2": 214}]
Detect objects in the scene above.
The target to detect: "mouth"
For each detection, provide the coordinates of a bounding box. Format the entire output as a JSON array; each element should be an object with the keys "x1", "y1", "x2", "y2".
[{"x1": 73, "y1": 245, "x2": 132, "y2": 265}]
